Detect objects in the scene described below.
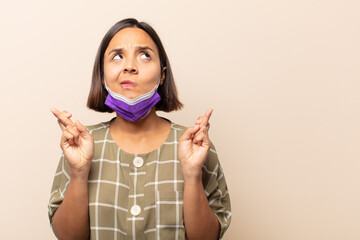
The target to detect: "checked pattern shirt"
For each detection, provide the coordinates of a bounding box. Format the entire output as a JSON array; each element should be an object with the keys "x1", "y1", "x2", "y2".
[{"x1": 48, "y1": 118, "x2": 231, "y2": 240}]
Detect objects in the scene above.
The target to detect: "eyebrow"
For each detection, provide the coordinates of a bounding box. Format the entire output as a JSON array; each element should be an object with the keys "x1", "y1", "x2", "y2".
[{"x1": 108, "y1": 46, "x2": 155, "y2": 56}]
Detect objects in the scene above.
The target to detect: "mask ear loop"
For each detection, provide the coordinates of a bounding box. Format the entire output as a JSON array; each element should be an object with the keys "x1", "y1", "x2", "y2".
[
  {"x1": 156, "y1": 76, "x2": 161, "y2": 89},
  {"x1": 103, "y1": 76, "x2": 108, "y2": 90},
  {"x1": 143, "y1": 76, "x2": 161, "y2": 118}
]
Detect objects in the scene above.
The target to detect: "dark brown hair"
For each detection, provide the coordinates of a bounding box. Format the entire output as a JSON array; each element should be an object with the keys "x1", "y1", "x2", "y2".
[{"x1": 87, "y1": 18, "x2": 183, "y2": 113}]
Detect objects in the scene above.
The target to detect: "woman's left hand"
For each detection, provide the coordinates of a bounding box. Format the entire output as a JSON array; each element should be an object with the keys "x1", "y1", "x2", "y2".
[{"x1": 178, "y1": 108, "x2": 213, "y2": 179}]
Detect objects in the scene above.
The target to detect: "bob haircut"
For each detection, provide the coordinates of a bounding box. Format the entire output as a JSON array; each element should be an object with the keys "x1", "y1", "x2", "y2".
[{"x1": 87, "y1": 18, "x2": 183, "y2": 113}]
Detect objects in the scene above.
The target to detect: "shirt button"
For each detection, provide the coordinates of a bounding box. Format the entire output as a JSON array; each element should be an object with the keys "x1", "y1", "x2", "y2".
[
  {"x1": 133, "y1": 157, "x2": 144, "y2": 168},
  {"x1": 130, "y1": 204, "x2": 141, "y2": 216}
]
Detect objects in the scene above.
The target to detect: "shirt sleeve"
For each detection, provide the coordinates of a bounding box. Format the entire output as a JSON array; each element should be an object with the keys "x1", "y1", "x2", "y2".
[
  {"x1": 47, "y1": 153, "x2": 71, "y2": 229},
  {"x1": 202, "y1": 142, "x2": 232, "y2": 239}
]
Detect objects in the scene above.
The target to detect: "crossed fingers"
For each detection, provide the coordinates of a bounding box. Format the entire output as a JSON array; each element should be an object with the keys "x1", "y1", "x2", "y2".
[
  {"x1": 195, "y1": 108, "x2": 212, "y2": 128},
  {"x1": 193, "y1": 108, "x2": 213, "y2": 145},
  {"x1": 51, "y1": 108, "x2": 75, "y2": 132},
  {"x1": 51, "y1": 108, "x2": 83, "y2": 146}
]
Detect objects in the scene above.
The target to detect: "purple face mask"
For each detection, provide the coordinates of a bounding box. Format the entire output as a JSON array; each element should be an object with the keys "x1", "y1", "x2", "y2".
[{"x1": 104, "y1": 79, "x2": 161, "y2": 122}]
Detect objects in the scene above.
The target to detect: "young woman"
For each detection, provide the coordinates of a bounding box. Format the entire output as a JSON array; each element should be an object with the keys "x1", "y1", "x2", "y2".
[{"x1": 48, "y1": 18, "x2": 231, "y2": 240}]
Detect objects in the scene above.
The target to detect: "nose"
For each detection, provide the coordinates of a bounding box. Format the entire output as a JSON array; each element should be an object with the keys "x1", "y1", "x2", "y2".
[
  {"x1": 124, "y1": 65, "x2": 137, "y2": 73},
  {"x1": 123, "y1": 57, "x2": 138, "y2": 74}
]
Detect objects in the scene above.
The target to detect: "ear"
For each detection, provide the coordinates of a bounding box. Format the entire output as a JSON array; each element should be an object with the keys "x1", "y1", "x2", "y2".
[{"x1": 160, "y1": 66, "x2": 167, "y2": 85}]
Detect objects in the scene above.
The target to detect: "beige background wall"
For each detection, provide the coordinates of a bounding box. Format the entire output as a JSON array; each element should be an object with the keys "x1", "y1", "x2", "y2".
[{"x1": 0, "y1": 0, "x2": 359, "y2": 239}]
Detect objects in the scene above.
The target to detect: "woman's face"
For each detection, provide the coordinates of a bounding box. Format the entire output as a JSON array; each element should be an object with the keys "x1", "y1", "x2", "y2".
[{"x1": 103, "y1": 27, "x2": 166, "y2": 100}]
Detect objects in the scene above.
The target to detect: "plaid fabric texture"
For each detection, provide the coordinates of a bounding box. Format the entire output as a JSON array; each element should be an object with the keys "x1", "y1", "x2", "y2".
[{"x1": 48, "y1": 118, "x2": 231, "y2": 239}]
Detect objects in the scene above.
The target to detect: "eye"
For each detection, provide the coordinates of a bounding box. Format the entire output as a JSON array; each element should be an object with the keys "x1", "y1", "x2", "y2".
[
  {"x1": 140, "y1": 52, "x2": 151, "y2": 60},
  {"x1": 112, "y1": 54, "x2": 122, "y2": 60}
]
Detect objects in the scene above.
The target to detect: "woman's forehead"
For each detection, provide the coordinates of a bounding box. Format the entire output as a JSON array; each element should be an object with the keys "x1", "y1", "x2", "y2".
[{"x1": 106, "y1": 27, "x2": 158, "y2": 52}]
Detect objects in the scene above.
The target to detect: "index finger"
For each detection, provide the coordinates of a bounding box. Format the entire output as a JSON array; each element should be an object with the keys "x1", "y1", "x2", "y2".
[
  {"x1": 50, "y1": 108, "x2": 75, "y2": 127},
  {"x1": 201, "y1": 108, "x2": 213, "y2": 126}
]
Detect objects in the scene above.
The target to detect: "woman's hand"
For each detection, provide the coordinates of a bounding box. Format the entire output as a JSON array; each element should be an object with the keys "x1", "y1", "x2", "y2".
[
  {"x1": 51, "y1": 108, "x2": 94, "y2": 178},
  {"x1": 178, "y1": 108, "x2": 213, "y2": 180}
]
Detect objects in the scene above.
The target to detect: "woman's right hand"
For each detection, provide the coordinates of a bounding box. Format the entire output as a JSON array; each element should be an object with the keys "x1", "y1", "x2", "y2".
[{"x1": 51, "y1": 108, "x2": 94, "y2": 178}]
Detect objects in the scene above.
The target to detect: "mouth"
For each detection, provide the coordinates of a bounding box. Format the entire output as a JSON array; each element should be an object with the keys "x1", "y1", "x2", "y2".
[{"x1": 120, "y1": 80, "x2": 136, "y2": 89}]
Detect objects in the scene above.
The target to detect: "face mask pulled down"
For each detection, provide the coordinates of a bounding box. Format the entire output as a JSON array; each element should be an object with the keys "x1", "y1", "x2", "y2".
[{"x1": 104, "y1": 78, "x2": 161, "y2": 122}]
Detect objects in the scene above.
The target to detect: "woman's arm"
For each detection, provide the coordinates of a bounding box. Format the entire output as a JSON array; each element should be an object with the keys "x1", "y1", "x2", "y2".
[
  {"x1": 179, "y1": 109, "x2": 220, "y2": 239},
  {"x1": 182, "y1": 172, "x2": 220, "y2": 240},
  {"x1": 52, "y1": 173, "x2": 90, "y2": 240},
  {"x1": 50, "y1": 108, "x2": 94, "y2": 240}
]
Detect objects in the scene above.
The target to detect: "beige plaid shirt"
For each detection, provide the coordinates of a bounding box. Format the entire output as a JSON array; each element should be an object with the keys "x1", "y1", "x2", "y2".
[{"x1": 48, "y1": 118, "x2": 231, "y2": 239}]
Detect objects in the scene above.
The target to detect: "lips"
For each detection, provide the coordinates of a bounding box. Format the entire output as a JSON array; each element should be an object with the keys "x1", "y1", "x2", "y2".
[{"x1": 120, "y1": 80, "x2": 136, "y2": 89}]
